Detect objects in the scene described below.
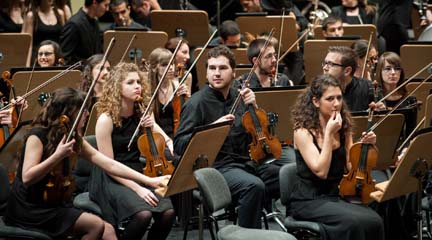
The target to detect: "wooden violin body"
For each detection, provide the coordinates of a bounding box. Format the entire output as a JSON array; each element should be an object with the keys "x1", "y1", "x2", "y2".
[
  {"x1": 242, "y1": 105, "x2": 281, "y2": 163},
  {"x1": 339, "y1": 142, "x2": 378, "y2": 204},
  {"x1": 42, "y1": 115, "x2": 78, "y2": 204},
  {"x1": 138, "y1": 127, "x2": 174, "y2": 177},
  {"x1": 172, "y1": 63, "x2": 189, "y2": 134}
]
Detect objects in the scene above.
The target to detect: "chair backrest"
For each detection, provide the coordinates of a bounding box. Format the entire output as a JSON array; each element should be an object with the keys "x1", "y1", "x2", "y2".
[
  {"x1": 0, "y1": 164, "x2": 9, "y2": 214},
  {"x1": 193, "y1": 168, "x2": 232, "y2": 213},
  {"x1": 279, "y1": 163, "x2": 297, "y2": 208}
]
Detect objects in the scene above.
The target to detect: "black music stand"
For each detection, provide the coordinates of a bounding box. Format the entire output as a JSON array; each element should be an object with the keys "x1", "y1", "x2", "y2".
[
  {"x1": 150, "y1": 10, "x2": 210, "y2": 47},
  {"x1": 0, "y1": 33, "x2": 31, "y2": 73},
  {"x1": 0, "y1": 122, "x2": 31, "y2": 182},
  {"x1": 253, "y1": 86, "x2": 306, "y2": 142},
  {"x1": 11, "y1": 69, "x2": 81, "y2": 122},
  {"x1": 406, "y1": 82, "x2": 432, "y2": 125},
  {"x1": 155, "y1": 121, "x2": 231, "y2": 197},
  {"x1": 103, "y1": 30, "x2": 168, "y2": 65},
  {"x1": 370, "y1": 130, "x2": 432, "y2": 239}
]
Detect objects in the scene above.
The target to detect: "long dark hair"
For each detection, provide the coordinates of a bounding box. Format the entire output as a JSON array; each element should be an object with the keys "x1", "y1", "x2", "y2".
[
  {"x1": 292, "y1": 74, "x2": 352, "y2": 137},
  {"x1": 31, "y1": 87, "x2": 86, "y2": 156}
]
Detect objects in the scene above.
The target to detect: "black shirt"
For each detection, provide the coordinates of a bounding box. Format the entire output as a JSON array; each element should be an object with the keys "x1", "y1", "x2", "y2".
[
  {"x1": 0, "y1": 11, "x2": 21, "y2": 32},
  {"x1": 174, "y1": 85, "x2": 250, "y2": 169},
  {"x1": 60, "y1": 8, "x2": 102, "y2": 64},
  {"x1": 343, "y1": 76, "x2": 374, "y2": 112},
  {"x1": 238, "y1": 72, "x2": 292, "y2": 88}
]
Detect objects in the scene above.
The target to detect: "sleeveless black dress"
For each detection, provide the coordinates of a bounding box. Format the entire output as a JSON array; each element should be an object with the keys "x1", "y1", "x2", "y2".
[
  {"x1": 5, "y1": 127, "x2": 82, "y2": 237},
  {"x1": 289, "y1": 131, "x2": 384, "y2": 240},
  {"x1": 88, "y1": 115, "x2": 173, "y2": 225}
]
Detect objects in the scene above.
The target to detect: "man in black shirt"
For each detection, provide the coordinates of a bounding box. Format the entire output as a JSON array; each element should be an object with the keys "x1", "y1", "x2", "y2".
[
  {"x1": 59, "y1": 0, "x2": 110, "y2": 64},
  {"x1": 174, "y1": 45, "x2": 269, "y2": 229},
  {"x1": 110, "y1": 0, "x2": 147, "y2": 29},
  {"x1": 322, "y1": 46, "x2": 377, "y2": 112}
]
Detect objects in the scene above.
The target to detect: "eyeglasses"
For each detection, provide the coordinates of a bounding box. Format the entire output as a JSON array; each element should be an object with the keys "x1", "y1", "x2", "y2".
[
  {"x1": 322, "y1": 60, "x2": 345, "y2": 68},
  {"x1": 382, "y1": 66, "x2": 402, "y2": 73},
  {"x1": 38, "y1": 52, "x2": 54, "y2": 57}
]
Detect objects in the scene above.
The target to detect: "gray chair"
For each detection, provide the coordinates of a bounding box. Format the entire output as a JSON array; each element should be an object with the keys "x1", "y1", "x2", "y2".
[
  {"x1": 0, "y1": 164, "x2": 53, "y2": 240},
  {"x1": 194, "y1": 167, "x2": 296, "y2": 240},
  {"x1": 279, "y1": 164, "x2": 321, "y2": 239}
]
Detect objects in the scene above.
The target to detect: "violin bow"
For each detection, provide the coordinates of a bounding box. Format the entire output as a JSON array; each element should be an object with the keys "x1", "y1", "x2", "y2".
[
  {"x1": 127, "y1": 39, "x2": 183, "y2": 150},
  {"x1": 361, "y1": 32, "x2": 373, "y2": 79},
  {"x1": 162, "y1": 30, "x2": 218, "y2": 111},
  {"x1": 229, "y1": 29, "x2": 275, "y2": 115},
  {"x1": 274, "y1": 8, "x2": 286, "y2": 84},
  {"x1": 278, "y1": 29, "x2": 310, "y2": 62},
  {"x1": 119, "y1": 34, "x2": 137, "y2": 63},
  {"x1": 66, "y1": 38, "x2": 116, "y2": 142}
]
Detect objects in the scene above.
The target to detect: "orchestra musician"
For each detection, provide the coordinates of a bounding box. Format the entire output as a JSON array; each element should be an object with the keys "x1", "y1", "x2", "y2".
[
  {"x1": 290, "y1": 74, "x2": 384, "y2": 240},
  {"x1": 109, "y1": 0, "x2": 147, "y2": 29},
  {"x1": 80, "y1": 54, "x2": 111, "y2": 99},
  {"x1": 88, "y1": 62, "x2": 175, "y2": 240},
  {"x1": 36, "y1": 40, "x2": 64, "y2": 67},
  {"x1": 174, "y1": 45, "x2": 279, "y2": 229},
  {"x1": 350, "y1": 39, "x2": 378, "y2": 81},
  {"x1": 4, "y1": 87, "x2": 169, "y2": 239},
  {"x1": 322, "y1": 46, "x2": 385, "y2": 112},
  {"x1": 322, "y1": 16, "x2": 344, "y2": 38},
  {"x1": 164, "y1": 37, "x2": 193, "y2": 92}
]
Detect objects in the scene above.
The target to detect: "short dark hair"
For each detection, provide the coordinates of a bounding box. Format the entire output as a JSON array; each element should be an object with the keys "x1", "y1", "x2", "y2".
[
  {"x1": 206, "y1": 45, "x2": 236, "y2": 70},
  {"x1": 246, "y1": 38, "x2": 274, "y2": 64},
  {"x1": 38, "y1": 40, "x2": 63, "y2": 65},
  {"x1": 219, "y1": 20, "x2": 240, "y2": 41},
  {"x1": 328, "y1": 46, "x2": 358, "y2": 76},
  {"x1": 85, "y1": 0, "x2": 105, "y2": 7},
  {"x1": 110, "y1": 0, "x2": 127, "y2": 7},
  {"x1": 322, "y1": 16, "x2": 342, "y2": 32}
]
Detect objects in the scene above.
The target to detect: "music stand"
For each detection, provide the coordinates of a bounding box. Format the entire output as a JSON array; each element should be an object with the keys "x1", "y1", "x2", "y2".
[
  {"x1": 425, "y1": 94, "x2": 432, "y2": 128},
  {"x1": 406, "y1": 82, "x2": 432, "y2": 125},
  {"x1": 194, "y1": 47, "x2": 249, "y2": 89},
  {"x1": 351, "y1": 113, "x2": 405, "y2": 170},
  {"x1": 253, "y1": 86, "x2": 306, "y2": 142},
  {"x1": 370, "y1": 130, "x2": 432, "y2": 239},
  {"x1": 155, "y1": 121, "x2": 231, "y2": 197},
  {"x1": 0, "y1": 122, "x2": 31, "y2": 182},
  {"x1": 11, "y1": 69, "x2": 81, "y2": 122},
  {"x1": 151, "y1": 10, "x2": 210, "y2": 47},
  {"x1": 304, "y1": 39, "x2": 354, "y2": 83},
  {"x1": 84, "y1": 102, "x2": 100, "y2": 136},
  {"x1": 401, "y1": 44, "x2": 432, "y2": 80},
  {"x1": 0, "y1": 33, "x2": 31, "y2": 73},
  {"x1": 313, "y1": 24, "x2": 377, "y2": 46},
  {"x1": 103, "y1": 30, "x2": 168, "y2": 65}
]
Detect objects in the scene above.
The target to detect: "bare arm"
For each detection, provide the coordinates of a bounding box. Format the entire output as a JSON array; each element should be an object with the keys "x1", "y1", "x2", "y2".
[{"x1": 22, "y1": 11, "x2": 34, "y2": 67}]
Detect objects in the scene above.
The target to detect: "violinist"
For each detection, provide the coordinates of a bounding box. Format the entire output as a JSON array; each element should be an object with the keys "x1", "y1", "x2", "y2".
[
  {"x1": 238, "y1": 38, "x2": 293, "y2": 87},
  {"x1": 36, "y1": 40, "x2": 64, "y2": 67},
  {"x1": 351, "y1": 39, "x2": 378, "y2": 81},
  {"x1": 174, "y1": 45, "x2": 278, "y2": 229},
  {"x1": 148, "y1": 47, "x2": 191, "y2": 140},
  {"x1": 290, "y1": 74, "x2": 384, "y2": 240},
  {"x1": 165, "y1": 37, "x2": 193, "y2": 92},
  {"x1": 322, "y1": 46, "x2": 385, "y2": 112},
  {"x1": 80, "y1": 54, "x2": 111, "y2": 99},
  {"x1": 375, "y1": 52, "x2": 418, "y2": 137},
  {"x1": 88, "y1": 62, "x2": 175, "y2": 240},
  {"x1": 4, "y1": 87, "x2": 170, "y2": 239}
]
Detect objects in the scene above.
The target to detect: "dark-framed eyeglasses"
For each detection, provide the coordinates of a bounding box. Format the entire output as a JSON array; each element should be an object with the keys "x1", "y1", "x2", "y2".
[
  {"x1": 322, "y1": 60, "x2": 345, "y2": 68},
  {"x1": 38, "y1": 52, "x2": 54, "y2": 57}
]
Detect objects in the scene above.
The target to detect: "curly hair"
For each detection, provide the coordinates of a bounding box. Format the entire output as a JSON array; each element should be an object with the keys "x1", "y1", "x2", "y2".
[
  {"x1": 97, "y1": 62, "x2": 150, "y2": 127},
  {"x1": 31, "y1": 87, "x2": 86, "y2": 156},
  {"x1": 292, "y1": 74, "x2": 352, "y2": 137}
]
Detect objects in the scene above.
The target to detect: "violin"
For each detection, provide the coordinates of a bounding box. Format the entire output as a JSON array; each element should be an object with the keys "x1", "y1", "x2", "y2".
[
  {"x1": 0, "y1": 93, "x2": 14, "y2": 147},
  {"x1": 42, "y1": 115, "x2": 80, "y2": 204},
  {"x1": 172, "y1": 63, "x2": 189, "y2": 134},
  {"x1": 136, "y1": 97, "x2": 174, "y2": 177},
  {"x1": 0, "y1": 77, "x2": 20, "y2": 148}
]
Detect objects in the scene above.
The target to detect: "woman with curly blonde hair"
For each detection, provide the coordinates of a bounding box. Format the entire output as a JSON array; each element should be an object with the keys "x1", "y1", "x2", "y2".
[
  {"x1": 89, "y1": 62, "x2": 175, "y2": 240},
  {"x1": 289, "y1": 74, "x2": 384, "y2": 240}
]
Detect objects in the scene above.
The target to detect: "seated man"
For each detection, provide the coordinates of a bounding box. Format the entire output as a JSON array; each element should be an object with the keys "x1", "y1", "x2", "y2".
[
  {"x1": 109, "y1": 0, "x2": 147, "y2": 29},
  {"x1": 238, "y1": 38, "x2": 292, "y2": 87},
  {"x1": 210, "y1": 20, "x2": 248, "y2": 48},
  {"x1": 129, "y1": 0, "x2": 161, "y2": 28},
  {"x1": 174, "y1": 45, "x2": 279, "y2": 229},
  {"x1": 322, "y1": 15, "x2": 344, "y2": 38}
]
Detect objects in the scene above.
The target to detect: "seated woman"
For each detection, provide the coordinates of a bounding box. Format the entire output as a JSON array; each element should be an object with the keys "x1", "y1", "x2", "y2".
[
  {"x1": 290, "y1": 74, "x2": 384, "y2": 240},
  {"x1": 350, "y1": 39, "x2": 378, "y2": 81},
  {"x1": 36, "y1": 40, "x2": 63, "y2": 67},
  {"x1": 375, "y1": 52, "x2": 418, "y2": 137},
  {"x1": 80, "y1": 54, "x2": 111, "y2": 98},
  {"x1": 165, "y1": 37, "x2": 194, "y2": 92},
  {"x1": 89, "y1": 62, "x2": 175, "y2": 240},
  {"x1": 4, "y1": 87, "x2": 169, "y2": 239}
]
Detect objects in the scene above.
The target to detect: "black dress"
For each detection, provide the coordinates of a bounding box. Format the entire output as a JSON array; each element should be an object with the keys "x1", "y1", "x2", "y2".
[
  {"x1": 5, "y1": 127, "x2": 82, "y2": 238},
  {"x1": 32, "y1": 13, "x2": 62, "y2": 60},
  {"x1": 289, "y1": 132, "x2": 384, "y2": 240},
  {"x1": 88, "y1": 115, "x2": 173, "y2": 225}
]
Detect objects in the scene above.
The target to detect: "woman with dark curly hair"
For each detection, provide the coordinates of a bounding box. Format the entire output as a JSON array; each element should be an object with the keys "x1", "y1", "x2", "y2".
[{"x1": 289, "y1": 74, "x2": 384, "y2": 240}]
